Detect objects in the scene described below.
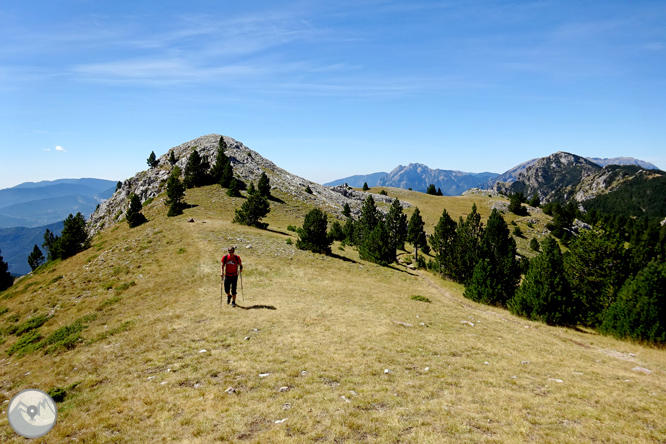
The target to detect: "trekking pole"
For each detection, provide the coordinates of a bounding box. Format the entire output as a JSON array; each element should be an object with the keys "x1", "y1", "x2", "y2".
[
  {"x1": 240, "y1": 271, "x2": 244, "y2": 302},
  {"x1": 220, "y1": 276, "x2": 223, "y2": 308}
]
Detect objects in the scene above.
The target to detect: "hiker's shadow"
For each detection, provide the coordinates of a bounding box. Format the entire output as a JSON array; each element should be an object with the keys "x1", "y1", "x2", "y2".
[{"x1": 237, "y1": 304, "x2": 277, "y2": 310}]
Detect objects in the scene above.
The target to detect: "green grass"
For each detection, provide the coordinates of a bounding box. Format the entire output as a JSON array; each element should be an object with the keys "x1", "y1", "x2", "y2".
[{"x1": 0, "y1": 184, "x2": 663, "y2": 443}]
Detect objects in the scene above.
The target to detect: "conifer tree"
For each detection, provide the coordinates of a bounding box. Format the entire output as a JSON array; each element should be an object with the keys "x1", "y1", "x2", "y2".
[
  {"x1": 429, "y1": 208, "x2": 457, "y2": 276},
  {"x1": 116, "y1": 181, "x2": 122, "y2": 191},
  {"x1": 233, "y1": 182, "x2": 270, "y2": 228},
  {"x1": 328, "y1": 220, "x2": 345, "y2": 242},
  {"x1": 362, "y1": 182, "x2": 369, "y2": 191},
  {"x1": 296, "y1": 208, "x2": 332, "y2": 254},
  {"x1": 464, "y1": 259, "x2": 502, "y2": 305},
  {"x1": 257, "y1": 172, "x2": 271, "y2": 198},
  {"x1": 210, "y1": 143, "x2": 230, "y2": 184},
  {"x1": 426, "y1": 184, "x2": 437, "y2": 195},
  {"x1": 169, "y1": 151, "x2": 177, "y2": 166},
  {"x1": 147, "y1": 151, "x2": 159, "y2": 168},
  {"x1": 226, "y1": 178, "x2": 241, "y2": 197},
  {"x1": 508, "y1": 193, "x2": 527, "y2": 216},
  {"x1": 43, "y1": 229, "x2": 57, "y2": 261},
  {"x1": 27, "y1": 245, "x2": 45, "y2": 271},
  {"x1": 126, "y1": 194, "x2": 147, "y2": 228},
  {"x1": 385, "y1": 199, "x2": 408, "y2": 252},
  {"x1": 342, "y1": 203, "x2": 352, "y2": 218},
  {"x1": 530, "y1": 237, "x2": 540, "y2": 252},
  {"x1": 449, "y1": 203, "x2": 484, "y2": 284},
  {"x1": 436, "y1": 188, "x2": 443, "y2": 196},
  {"x1": 564, "y1": 227, "x2": 629, "y2": 326},
  {"x1": 0, "y1": 250, "x2": 14, "y2": 291},
  {"x1": 343, "y1": 217, "x2": 356, "y2": 245},
  {"x1": 508, "y1": 237, "x2": 579, "y2": 326},
  {"x1": 477, "y1": 209, "x2": 521, "y2": 305},
  {"x1": 356, "y1": 195, "x2": 381, "y2": 245},
  {"x1": 600, "y1": 260, "x2": 666, "y2": 345},
  {"x1": 183, "y1": 149, "x2": 210, "y2": 188},
  {"x1": 359, "y1": 220, "x2": 394, "y2": 266},
  {"x1": 166, "y1": 167, "x2": 185, "y2": 217},
  {"x1": 52, "y1": 213, "x2": 90, "y2": 260},
  {"x1": 407, "y1": 207, "x2": 427, "y2": 261},
  {"x1": 220, "y1": 163, "x2": 234, "y2": 188}
]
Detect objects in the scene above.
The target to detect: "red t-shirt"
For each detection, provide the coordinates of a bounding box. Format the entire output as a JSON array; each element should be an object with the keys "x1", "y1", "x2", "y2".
[{"x1": 221, "y1": 254, "x2": 242, "y2": 276}]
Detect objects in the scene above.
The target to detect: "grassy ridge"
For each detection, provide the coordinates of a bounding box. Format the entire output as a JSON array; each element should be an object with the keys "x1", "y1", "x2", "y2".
[{"x1": 0, "y1": 185, "x2": 664, "y2": 443}]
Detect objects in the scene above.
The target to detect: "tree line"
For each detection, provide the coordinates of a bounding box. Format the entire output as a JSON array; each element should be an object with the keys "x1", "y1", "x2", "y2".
[{"x1": 296, "y1": 194, "x2": 666, "y2": 346}]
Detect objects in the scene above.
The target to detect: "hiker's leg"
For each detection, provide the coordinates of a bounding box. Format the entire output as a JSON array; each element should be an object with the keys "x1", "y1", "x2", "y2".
[
  {"x1": 231, "y1": 276, "x2": 238, "y2": 305},
  {"x1": 224, "y1": 277, "x2": 232, "y2": 304}
]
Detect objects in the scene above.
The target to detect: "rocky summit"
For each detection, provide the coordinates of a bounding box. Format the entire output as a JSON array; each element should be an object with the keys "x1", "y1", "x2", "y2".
[{"x1": 87, "y1": 134, "x2": 407, "y2": 236}]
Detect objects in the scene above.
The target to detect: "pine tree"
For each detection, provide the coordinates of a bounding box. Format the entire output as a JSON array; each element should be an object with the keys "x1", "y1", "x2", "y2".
[
  {"x1": 407, "y1": 207, "x2": 426, "y2": 262},
  {"x1": 530, "y1": 237, "x2": 540, "y2": 252},
  {"x1": 356, "y1": 195, "x2": 381, "y2": 245},
  {"x1": 529, "y1": 194, "x2": 541, "y2": 208},
  {"x1": 564, "y1": 227, "x2": 629, "y2": 327},
  {"x1": 508, "y1": 237, "x2": 579, "y2": 326},
  {"x1": 296, "y1": 208, "x2": 332, "y2": 254},
  {"x1": 600, "y1": 260, "x2": 666, "y2": 345},
  {"x1": 429, "y1": 208, "x2": 457, "y2": 276},
  {"x1": 220, "y1": 163, "x2": 234, "y2": 188},
  {"x1": 385, "y1": 199, "x2": 408, "y2": 252},
  {"x1": 359, "y1": 220, "x2": 394, "y2": 266},
  {"x1": 183, "y1": 149, "x2": 210, "y2": 188},
  {"x1": 226, "y1": 178, "x2": 241, "y2": 197},
  {"x1": 147, "y1": 151, "x2": 159, "y2": 168},
  {"x1": 52, "y1": 213, "x2": 89, "y2": 260},
  {"x1": 0, "y1": 250, "x2": 13, "y2": 291},
  {"x1": 449, "y1": 204, "x2": 484, "y2": 284},
  {"x1": 478, "y1": 209, "x2": 521, "y2": 306},
  {"x1": 508, "y1": 193, "x2": 527, "y2": 216},
  {"x1": 43, "y1": 229, "x2": 57, "y2": 261},
  {"x1": 27, "y1": 245, "x2": 45, "y2": 271},
  {"x1": 169, "y1": 151, "x2": 177, "y2": 166},
  {"x1": 342, "y1": 203, "x2": 352, "y2": 218},
  {"x1": 436, "y1": 188, "x2": 443, "y2": 196},
  {"x1": 126, "y1": 194, "x2": 147, "y2": 228},
  {"x1": 116, "y1": 181, "x2": 122, "y2": 191},
  {"x1": 426, "y1": 184, "x2": 437, "y2": 195},
  {"x1": 464, "y1": 259, "x2": 502, "y2": 304},
  {"x1": 328, "y1": 220, "x2": 345, "y2": 242},
  {"x1": 257, "y1": 172, "x2": 271, "y2": 198},
  {"x1": 343, "y1": 217, "x2": 356, "y2": 245},
  {"x1": 166, "y1": 167, "x2": 185, "y2": 217},
  {"x1": 362, "y1": 182, "x2": 369, "y2": 191},
  {"x1": 233, "y1": 183, "x2": 270, "y2": 227},
  {"x1": 210, "y1": 143, "x2": 230, "y2": 184}
]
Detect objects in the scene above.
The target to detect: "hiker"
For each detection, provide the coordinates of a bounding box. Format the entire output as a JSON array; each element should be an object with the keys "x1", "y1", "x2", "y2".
[{"x1": 221, "y1": 246, "x2": 243, "y2": 307}]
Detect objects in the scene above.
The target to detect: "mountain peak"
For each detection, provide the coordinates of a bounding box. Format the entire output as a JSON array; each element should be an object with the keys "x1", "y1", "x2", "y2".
[{"x1": 87, "y1": 134, "x2": 403, "y2": 235}]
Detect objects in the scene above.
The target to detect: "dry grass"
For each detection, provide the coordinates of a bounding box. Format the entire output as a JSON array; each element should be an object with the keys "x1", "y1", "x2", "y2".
[{"x1": 0, "y1": 185, "x2": 664, "y2": 443}]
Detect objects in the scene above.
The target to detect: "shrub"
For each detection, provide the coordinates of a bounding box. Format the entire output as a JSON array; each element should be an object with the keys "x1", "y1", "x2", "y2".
[{"x1": 410, "y1": 295, "x2": 431, "y2": 303}]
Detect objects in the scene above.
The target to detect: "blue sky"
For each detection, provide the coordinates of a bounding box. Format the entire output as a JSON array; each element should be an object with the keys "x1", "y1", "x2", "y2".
[{"x1": 2, "y1": 0, "x2": 665, "y2": 189}]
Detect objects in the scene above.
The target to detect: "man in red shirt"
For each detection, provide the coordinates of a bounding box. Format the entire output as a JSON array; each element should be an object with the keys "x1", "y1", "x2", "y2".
[{"x1": 221, "y1": 246, "x2": 243, "y2": 307}]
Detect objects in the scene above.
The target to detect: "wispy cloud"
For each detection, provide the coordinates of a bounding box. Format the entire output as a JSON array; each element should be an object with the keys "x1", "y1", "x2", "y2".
[{"x1": 55, "y1": 146, "x2": 65, "y2": 152}]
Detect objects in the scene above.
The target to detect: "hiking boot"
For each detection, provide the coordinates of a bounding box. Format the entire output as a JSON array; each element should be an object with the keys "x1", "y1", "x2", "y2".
[
  {"x1": 232, "y1": 301, "x2": 236, "y2": 308},
  {"x1": 227, "y1": 295, "x2": 232, "y2": 305}
]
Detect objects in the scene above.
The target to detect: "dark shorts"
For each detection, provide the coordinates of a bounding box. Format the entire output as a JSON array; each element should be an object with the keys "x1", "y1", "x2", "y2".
[{"x1": 224, "y1": 275, "x2": 238, "y2": 295}]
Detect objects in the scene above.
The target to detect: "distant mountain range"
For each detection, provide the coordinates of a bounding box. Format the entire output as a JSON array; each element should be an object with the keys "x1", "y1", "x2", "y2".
[
  {"x1": 0, "y1": 178, "x2": 117, "y2": 276},
  {"x1": 493, "y1": 152, "x2": 666, "y2": 220},
  {"x1": 325, "y1": 164, "x2": 498, "y2": 195},
  {"x1": 326, "y1": 156, "x2": 659, "y2": 196},
  {"x1": 324, "y1": 172, "x2": 389, "y2": 188}
]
